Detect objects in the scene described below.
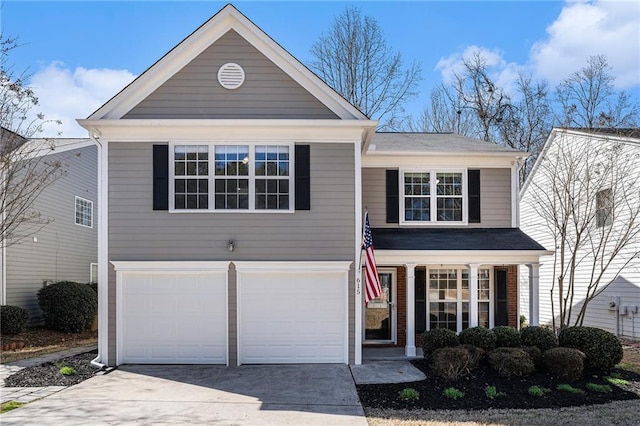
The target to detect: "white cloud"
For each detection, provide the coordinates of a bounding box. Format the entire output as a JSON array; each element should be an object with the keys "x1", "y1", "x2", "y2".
[
  {"x1": 28, "y1": 62, "x2": 136, "y2": 137},
  {"x1": 531, "y1": 0, "x2": 640, "y2": 88}
]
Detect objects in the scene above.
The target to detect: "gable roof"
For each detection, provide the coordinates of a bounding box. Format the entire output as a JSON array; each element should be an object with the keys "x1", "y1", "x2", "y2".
[
  {"x1": 367, "y1": 132, "x2": 525, "y2": 155},
  {"x1": 88, "y1": 4, "x2": 367, "y2": 121}
]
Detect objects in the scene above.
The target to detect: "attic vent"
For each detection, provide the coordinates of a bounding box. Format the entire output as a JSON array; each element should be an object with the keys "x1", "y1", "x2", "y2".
[{"x1": 217, "y1": 63, "x2": 245, "y2": 89}]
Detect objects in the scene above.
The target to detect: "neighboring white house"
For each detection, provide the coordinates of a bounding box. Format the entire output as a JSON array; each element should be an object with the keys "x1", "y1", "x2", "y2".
[
  {"x1": 520, "y1": 128, "x2": 640, "y2": 339},
  {"x1": 0, "y1": 137, "x2": 98, "y2": 324}
]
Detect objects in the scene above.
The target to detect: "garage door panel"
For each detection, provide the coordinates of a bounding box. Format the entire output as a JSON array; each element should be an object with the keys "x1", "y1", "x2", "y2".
[
  {"x1": 120, "y1": 271, "x2": 227, "y2": 364},
  {"x1": 239, "y1": 269, "x2": 347, "y2": 364}
]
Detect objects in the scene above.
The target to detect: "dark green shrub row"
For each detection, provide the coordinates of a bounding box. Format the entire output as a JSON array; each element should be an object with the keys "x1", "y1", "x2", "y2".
[
  {"x1": 488, "y1": 347, "x2": 535, "y2": 378},
  {"x1": 520, "y1": 326, "x2": 558, "y2": 352},
  {"x1": 0, "y1": 305, "x2": 29, "y2": 335},
  {"x1": 559, "y1": 326, "x2": 623, "y2": 372},
  {"x1": 38, "y1": 281, "x2": 98, "y2": 333},
  {"x1": 459, "y1": 327, "x2": 496, "y2": 351},
  {"x1": 543, "y1": 347, "x2": 585, "y2": 381}
]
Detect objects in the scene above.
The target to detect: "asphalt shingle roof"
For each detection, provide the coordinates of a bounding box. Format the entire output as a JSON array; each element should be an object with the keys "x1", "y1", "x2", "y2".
[
  {"x1": 369, "y1": 133, "x2": 523, "y2": 154},
  {"x1": 372, "y1": 228, "x2": 546, "y2": 251}
]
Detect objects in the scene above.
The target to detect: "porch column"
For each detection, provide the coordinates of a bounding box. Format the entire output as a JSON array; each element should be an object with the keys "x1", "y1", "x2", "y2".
[
  {"x1": 468, "y1": 263, "x2": 479, "y2": 327},
  {"x1": 405, "y1": 263, "x2": 417, "y2": 357},
  {"x1": 527, "y1": 263, "x2": 540, "y2": 326}
]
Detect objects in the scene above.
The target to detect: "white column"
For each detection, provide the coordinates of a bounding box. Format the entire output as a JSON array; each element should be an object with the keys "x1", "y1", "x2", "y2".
[
  {"x1": 468, "y1": 263, "x2": 479, "y2": 327},
  {"x1": 527, "y1": 263, "x2": 540, "y2": 326},
  {"x1": 405, "y1": 263, "x2": 417, "y2": 357}
]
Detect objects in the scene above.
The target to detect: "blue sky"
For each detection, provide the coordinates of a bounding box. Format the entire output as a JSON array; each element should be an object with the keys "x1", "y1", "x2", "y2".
[{"x1": 2, "y1": 1, "x2": 639, "y2": 136}]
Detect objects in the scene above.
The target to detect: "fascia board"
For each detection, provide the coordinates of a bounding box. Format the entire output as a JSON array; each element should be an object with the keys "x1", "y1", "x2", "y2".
[
  {"x1": 362, "y1": 153, "x2": 519, "y2": 168},
  {"x1": 89, "y1": 6, "x2": 367, "y2": 121},
  {"x1": 374, "y1": 250, "x2": 554, "y2": 265}
]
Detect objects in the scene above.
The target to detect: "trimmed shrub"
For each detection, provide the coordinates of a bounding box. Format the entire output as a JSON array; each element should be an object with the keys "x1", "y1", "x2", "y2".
[
  {"x1": 421, "y1": 328, "x2": 459, "y2": 359},
  {"x1": 88, "y1": 282, "x2": 98, "y2": 294},
  {"x1": 543, "y1": 347, "x2": 585, "y2": 381},
  {"x1": 432, "y1": 347, "x2": 470, "y2": 380},
  {"x1": 458, "y1": 327, "x2": 496, "y2": 351},
  {"x1": 461, "y1": 344, "x2": 485, "y2": 370},
  {"x1": 521, "y1": 345, "x2": 543, "y2": 368},
  {"x1": 488, "y1": 347, "x2": 535, "y2": 378},
  {"x1": 520, "y1": 326, "x2": 558, "y2": 352},
  {"x1": 558, "y1": 326, "x2": 623, "y2": 372},
  {"x1": 493, "y1": 326, "x2": 521, "y2": 348},
  {"x1": 38, "y1": 281, "x2": 98, "y2": 332},
  {"x1": 0, "y1": 305, "x2": 29, "y2": 335}
]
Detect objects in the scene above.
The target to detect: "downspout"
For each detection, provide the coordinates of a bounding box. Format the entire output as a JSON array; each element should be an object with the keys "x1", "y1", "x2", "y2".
[{"x1": 89, "y1": 131, "x2": 106, "y2": 370}]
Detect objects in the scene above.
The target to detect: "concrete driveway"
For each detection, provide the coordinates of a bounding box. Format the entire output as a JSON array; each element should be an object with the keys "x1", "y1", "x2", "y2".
[{"x1": 1, "y1": 364, "x2": 367, "y2": 425}]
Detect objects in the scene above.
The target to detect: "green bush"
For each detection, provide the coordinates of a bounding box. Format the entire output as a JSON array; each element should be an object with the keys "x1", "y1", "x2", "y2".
[
  {"x1": 0, "y1": 305, "x2": 29, "y2": 336},
  {"x1": 558, "y1": 326, "x2": 623, "y2": 372},
  {"x1": 432, "y1": 347, "x2": 470, "y2": 380},
  {"x1": 398, "y1": 388, "x2": 420, "y2": 401},
  {"x1": 88, "y1": 282, "x2": 98, "y2": 294},
  {"x1": 488, "y1": 347, "x2": 535, "y2": 378},
  {"x1": 38, "y1": 281, "x2": 98, "y2": 332},
  {"x1": 421, "y1": 328, "x2": 459, "y2": 359},
  {"x1": 520, "y1": 326, "x2": 558, "y2": 352},
  {"x1": 543, "y1": 347, "x2": 585, "y2": 381},
  {"x1": 521, "y1": 345, "x2": 543, "y2": 368},
  {"x1": 492, "y1": 326, "x2": 521, "y2": 348},
  {"x1": 458, "y1": 327, "x2": 496, "y2": 351},
  {"x1": 443, "y1": 387, "x2": 464, "y2": 400}
]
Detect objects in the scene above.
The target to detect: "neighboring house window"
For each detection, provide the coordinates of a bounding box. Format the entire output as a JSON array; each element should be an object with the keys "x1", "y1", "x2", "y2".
[
  {"x1": 402, "y1": 170, "x2": 465, "y2": 224},
  {"x1": 171, "y1": 143, "x2": 292, "y2": 212},
  {"x1": 427, "y1": 267, "x2": 492, "y2": 332},
  {"x1": 75, "y1": 196, "x2": 93, "y2": 228},
  {"x1": 90, "y1": 263, "x2": 98, "y2": 283},
  {"x1": 596, "y1": 188, "x2": 613, "y2": 227}
]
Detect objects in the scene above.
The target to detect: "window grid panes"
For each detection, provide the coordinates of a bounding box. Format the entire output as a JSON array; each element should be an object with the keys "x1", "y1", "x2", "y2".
[
  {"x1": 596, "y1": 188, "x2": 613, "y2": 227},
  {"x1": 436, "y1": 172, "x2": 463, "y2": 221},
  {"x1": 174, "y1": 145, "x2": 209, "y2": 210},
  {"x1": 478, "y1": 269, "x2": 491, "y2": 328},
  {"x1": 75, "y1": 197, "x2": 93, "y2": 227},
  {"x1": 404, "y1": 172, "x2": 430, "y2": 221},
  {"x1": 428, "y1": 268, "x2": 472, "y2": 333},
  {"x1": 214, "y1": 145, "x2": 249, "y2": 210},
  {"x1": 255, "y1": 146, "x2": 289, "y2": 210}
]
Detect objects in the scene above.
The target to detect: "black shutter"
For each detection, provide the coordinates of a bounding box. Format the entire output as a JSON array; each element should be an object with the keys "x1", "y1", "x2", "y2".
[
  {"x1": 415, "y1": 267, "x2": 427, "y2": 334},
  {"x1": 153, "y1": 145, "x2": 169, "y2": 211},
  {"x1": 295, "y1": 145, "x2": 310, "y2": 210},
  {"x1": 468, "y1": 169, "x2": 481, "y2": 223},
  {"x1": 495, "y1": 269, "x2": 509, "y2": 326},
  {"x1": 385, "y1": 170, "x2": 399, "y2": 223}
]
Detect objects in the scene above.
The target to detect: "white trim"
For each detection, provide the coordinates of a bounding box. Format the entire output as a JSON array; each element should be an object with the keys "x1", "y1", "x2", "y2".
[
  {"x1": 115, "y1": 265, "x2": 229, "y2": 366},
  {"x1": 235, "y1": 261, "x2": 350, "y2": 365},
  {"x1": 167, "y1": 142, "x2": 294, "y2": 213},
  {"x1": 468, "y1": 263, "x2": 479, "y2": 327},
  {"x1": 88, "y1": 5, "x2": 367, "y2": 121},
  {"x1": 74, "y1": 196, "x2": 94, "y2": 228},
  {"x1": 363, "y1": 267, "x2": 397, "y2": 345},
  {"x1": 363, "y1": 154, "x2": 518, "y2": 168},
  {"x1": 399, "y1": 168, "x2": 468, "y2": 226},
  {"x1": 90, "y1": 262, "x2": 98, "y2": 283},
  {"x1": 0, "y1": 167, "x2": 6, "y2": 304},
  {"x1": 405, "y1": 263, "x2": 417, "y2": 357},
  {"x1": 354, "y1": 142, "x2": 363, "y2": 365},
  {"x1": 511, "y1": 161, "x2": 519, "y2": 227},
  {"x1": 375, "y1": 250, "x2": 552, "y2": 265},
  {"x1": 78, "y1": 119, "x2": 376, "y2": 143},
  {"x1": 94, "y1": 137, "x2": 109, "y2": 366},
  {"x1": 527, "y1": 263, "x2": 540, "y2": 326}
]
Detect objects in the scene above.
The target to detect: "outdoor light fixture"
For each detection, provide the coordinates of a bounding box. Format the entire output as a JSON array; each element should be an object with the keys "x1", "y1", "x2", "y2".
[{"x1": 228, "y1": 240, "x2": 235, "y2": 252}]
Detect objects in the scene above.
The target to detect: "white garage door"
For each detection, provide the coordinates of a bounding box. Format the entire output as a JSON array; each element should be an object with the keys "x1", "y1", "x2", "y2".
[
  {"x1": 237, "y1": 262, "x2": 349, "y2": 364},
  {"x1": 118, "y1": 267, "x2": 228, "y2": 365}
]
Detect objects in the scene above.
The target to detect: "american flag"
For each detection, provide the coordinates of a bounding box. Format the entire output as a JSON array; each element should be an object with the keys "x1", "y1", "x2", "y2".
[{"x1": 362, "y1": 211, "x2": 382, "y2": 305}]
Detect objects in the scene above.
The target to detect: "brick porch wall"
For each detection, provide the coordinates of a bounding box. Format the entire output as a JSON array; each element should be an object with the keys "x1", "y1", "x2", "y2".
[{"x1": 507, "y1": 265, "x2": 518, "y2": 328}]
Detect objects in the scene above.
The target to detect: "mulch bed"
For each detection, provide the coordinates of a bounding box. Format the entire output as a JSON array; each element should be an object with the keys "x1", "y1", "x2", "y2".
[
  {"x1": 357, "y1": 359, "x2": 640, "y2": 411},
  {"x1": 4, "y1": 350, "x2": 101, "y2": 387}
]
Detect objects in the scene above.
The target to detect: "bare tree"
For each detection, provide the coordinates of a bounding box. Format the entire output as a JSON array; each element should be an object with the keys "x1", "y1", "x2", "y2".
[
  {"x1": 310, "y1": 6, "x2": 422, "y2": 129},
  {"x1": 408, "y1": 84, "x2": 479, "y2": 135},
  {"x1": 556, "y1": 55, "x2": 639, "y2": 128},
  {"x1": 1, "y1": 35, "x2": 63, "y2": 248},
  {"x1": 524, "y1": 129, "x2": 640, "y2": 329}
]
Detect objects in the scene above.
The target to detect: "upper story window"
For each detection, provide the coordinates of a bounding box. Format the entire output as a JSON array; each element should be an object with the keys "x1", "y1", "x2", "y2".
[
  {"x1": 170, "y1": 143, "x2": 293, "y2": 212},
  {"x1": 595, "y1": 188, "x2": 613, "y2": 227},
  {"x1": 401, "y1": 170, "x2": 466, "y2": 224},
  {"x1": 75, "y1": 196, "x2": 93, "y2": 228}
]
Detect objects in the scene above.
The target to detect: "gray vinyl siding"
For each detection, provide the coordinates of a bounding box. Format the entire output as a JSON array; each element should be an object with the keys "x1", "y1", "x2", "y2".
[
  {"x1": 107, "y1": 141, "x2": 356, "y2": 364},
  {"x1": 362, "y1": 167, "x2": 512, "y2": 228},
  {"x1": 124, "y1": 30, "x2": 337, "y2": 120},
  {"x1": 6, "y1": 145, "x2": 98, "y2": 324}
]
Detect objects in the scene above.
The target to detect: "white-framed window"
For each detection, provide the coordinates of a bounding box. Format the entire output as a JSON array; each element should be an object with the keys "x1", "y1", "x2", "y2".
[
  {"x1": 75, "y1": 196, "x2": 93, "y2": 228},
  {"x1": 401, "y1": 170, "x2": 466, "y2": 224},
  {"x1": 90, "y1": 263, "x2": 98, "y2": 283},
  {"x1": 427, "y1": 267, "x2": 492, "y2": 333},
  {"x1": 169, "y1": 143, "x2": 293, "y2": 212},
  {"x1": 595, "y1": 188, "x2": 613, "y2": 228}
]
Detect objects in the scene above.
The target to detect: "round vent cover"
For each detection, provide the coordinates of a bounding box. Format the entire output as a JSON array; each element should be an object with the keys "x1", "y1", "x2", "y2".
[{"x1": 217, "y1": 63, "x2": 245, "y2": 89}]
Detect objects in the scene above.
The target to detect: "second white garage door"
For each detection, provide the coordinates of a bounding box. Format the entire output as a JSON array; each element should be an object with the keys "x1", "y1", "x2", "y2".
[{"x1": 236, "y1": 262, "x2": 350, "y2": 364}]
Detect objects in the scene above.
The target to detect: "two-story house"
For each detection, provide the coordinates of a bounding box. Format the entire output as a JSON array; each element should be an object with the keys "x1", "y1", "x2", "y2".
[{"x1": 78, "y1": 4, "x2": 547, "y2": 367}]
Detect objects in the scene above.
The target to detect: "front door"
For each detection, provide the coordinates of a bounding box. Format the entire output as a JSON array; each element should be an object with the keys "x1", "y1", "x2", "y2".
[{"x1": 364, "y1": 270, "x2": 396, "y2": 342}]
